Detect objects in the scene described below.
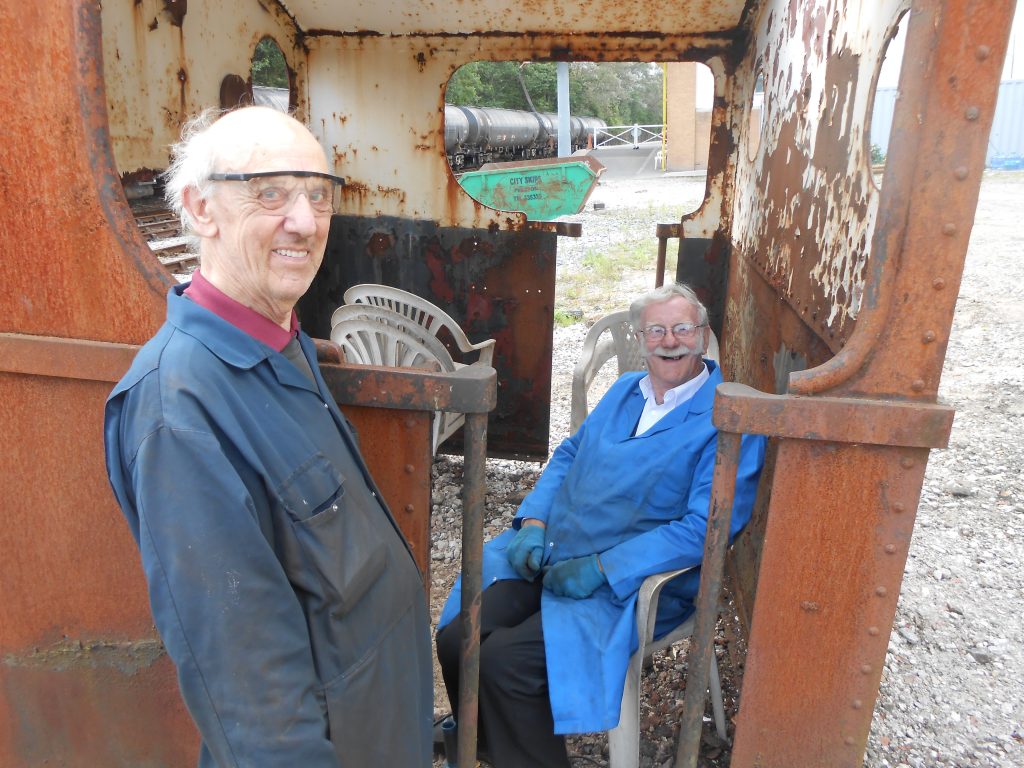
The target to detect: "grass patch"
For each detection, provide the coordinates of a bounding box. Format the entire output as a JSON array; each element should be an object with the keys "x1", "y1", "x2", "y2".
[
  {"x1": 556, "y1": 232, "x2": 678, "y2": 321},
  {"x1": 553, "y1": 308, "x2": 583, "y2": 327}
]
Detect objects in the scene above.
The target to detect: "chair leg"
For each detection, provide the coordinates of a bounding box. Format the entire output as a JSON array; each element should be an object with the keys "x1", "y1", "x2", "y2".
[
  {"x1": 708, "y1": 653, "x2": 727, "y2": 741},
  {"x1": 607, "y1": 650, "x2": 643, "y2": 768}
]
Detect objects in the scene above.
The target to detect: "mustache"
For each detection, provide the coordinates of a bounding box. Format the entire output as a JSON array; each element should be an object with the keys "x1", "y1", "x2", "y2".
[{"x1": 646, "y1": 342, "x2": 702, "y2": 359}]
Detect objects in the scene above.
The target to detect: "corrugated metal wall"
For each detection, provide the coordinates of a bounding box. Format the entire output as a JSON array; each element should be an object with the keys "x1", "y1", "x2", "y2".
[
  {"x1": 873, "y1": 80, "x2": 1024, "y2": 167},
  {"x1": 987, "y1": 79, "x2": 1024, "y2": 167}
]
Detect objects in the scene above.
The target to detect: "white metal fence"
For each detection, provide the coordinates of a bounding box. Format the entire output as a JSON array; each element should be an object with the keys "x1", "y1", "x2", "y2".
[{"x1": 594, "y1": 124, "x2": 665, "y2": 148}]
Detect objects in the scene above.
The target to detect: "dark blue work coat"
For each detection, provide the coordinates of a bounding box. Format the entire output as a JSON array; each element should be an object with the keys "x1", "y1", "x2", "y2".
[
  {"x1": 105, "y1": 285, "x2": 433, "y2": 767},
  {"x1": 441, "y1": 364, "x2": 766, "y2": 733}
]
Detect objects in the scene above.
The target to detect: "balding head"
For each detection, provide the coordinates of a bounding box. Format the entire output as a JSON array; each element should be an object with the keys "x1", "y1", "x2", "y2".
[{"x1": 164, "y1": 106, "x2": 329, "y2": 236}]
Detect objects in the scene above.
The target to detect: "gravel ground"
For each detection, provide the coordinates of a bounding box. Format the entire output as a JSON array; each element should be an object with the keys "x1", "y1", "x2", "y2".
[{"x1": 429, "y1": 171, "x2": 1024, "y2": 767}]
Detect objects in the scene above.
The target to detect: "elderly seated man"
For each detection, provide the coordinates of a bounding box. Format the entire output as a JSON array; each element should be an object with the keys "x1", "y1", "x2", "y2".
[{"x1": 436, "y1": 282, "x2": 767, "y2": 768}]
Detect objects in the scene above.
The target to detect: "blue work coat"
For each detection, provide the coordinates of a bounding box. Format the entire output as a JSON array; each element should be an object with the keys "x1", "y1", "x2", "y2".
[
  {"x1": 105, "y1": 285, "x2": 433, "y2": 767},
  {"x1": 440, "y1": 363, "x2": 766, "y2": 733}
]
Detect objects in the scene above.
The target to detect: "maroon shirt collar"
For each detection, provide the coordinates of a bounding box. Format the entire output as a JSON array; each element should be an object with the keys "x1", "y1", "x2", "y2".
[{"x1": 183, "y1": 269, "x2": 299, "y2": 353}]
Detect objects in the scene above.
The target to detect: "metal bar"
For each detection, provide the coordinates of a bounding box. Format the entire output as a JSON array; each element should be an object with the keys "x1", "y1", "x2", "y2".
[
  {"x1": 713, "y1": 382, "x2": 954, "y2": 449},
  {"x1": 319, "y1": 363, "x2": 497, "y2": 415},
  {"x1": 0, "y1": 334, "x2": 500, "y2": 421},
  {"x1": 457, "y1": 412, "x2": 487, "y2": 768},
  {"x1": 674, "y1": 430, "x2": 742, "y2": 768},
  {"x1": 0, "y1": 333, "x2": 140, "y2": 383},
  {"x1": 655, "y1": 237, "x2": 668, "y2": 288},
  {"x1": 655, "y1": 223, "x2": 680, "y2": 288}
]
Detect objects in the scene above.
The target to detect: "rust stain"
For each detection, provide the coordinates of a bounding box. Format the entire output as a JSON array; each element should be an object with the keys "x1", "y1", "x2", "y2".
[
  {"x1": 4, "y1": 640, "x2": 165, "y2": 675},
  {"x1": 366, "y1": 231, "x2": 394, "y2": 258},
  {"x1": 162, "y1": 0, "x2": 186, "y2": 27}
]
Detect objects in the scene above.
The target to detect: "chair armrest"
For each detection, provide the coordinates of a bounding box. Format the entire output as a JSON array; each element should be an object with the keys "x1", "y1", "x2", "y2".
[
  {"x1": 634, "y1": 567, "x2": 697, "y2": 655},
  {"x1": 464, "y1": 337, "x2": 496, "y2": 366}
]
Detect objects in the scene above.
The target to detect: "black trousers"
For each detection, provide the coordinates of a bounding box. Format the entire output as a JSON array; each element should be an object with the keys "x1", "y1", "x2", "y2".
[{"x1": 436, "y1": 579, "x2": 571, "y2": 768}]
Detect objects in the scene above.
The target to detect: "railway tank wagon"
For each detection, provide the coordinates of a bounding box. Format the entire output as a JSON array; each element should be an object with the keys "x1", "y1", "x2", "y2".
[
  {"x1": 443, "y1": 104, "x2": 606, "y2": 169},
  {"x1": 0, "y1": 0, "x2": 1015, "y2": 767}
]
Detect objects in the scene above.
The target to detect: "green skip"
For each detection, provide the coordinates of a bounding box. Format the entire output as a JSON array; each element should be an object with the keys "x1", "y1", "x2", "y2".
[{"x1": 458, "y1": 155, "x2": 605, "y2": 221}]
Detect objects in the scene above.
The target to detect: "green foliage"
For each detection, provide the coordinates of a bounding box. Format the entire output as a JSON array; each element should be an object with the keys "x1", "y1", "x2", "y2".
[
  {"x1": 446, "y1": 61, "x2": 663, "y2": 125},
  {"x1": 553, "y1": 308, "x2": 584, "y2": 327},
  {"x1": 252, "y1": 38, "x2": 289, "y2": 89},
  {"x1": 870, "y1": 143, "x2": 886, "y2": 165}
]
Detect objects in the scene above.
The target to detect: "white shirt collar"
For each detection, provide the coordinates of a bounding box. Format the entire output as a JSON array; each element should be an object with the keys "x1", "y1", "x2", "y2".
[{"x1": 635, "y1": 362, "x2": 709, "y2": 436}]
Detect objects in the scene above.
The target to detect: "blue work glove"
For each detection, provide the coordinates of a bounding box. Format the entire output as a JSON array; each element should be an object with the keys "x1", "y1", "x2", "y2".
[
  {"x1": 543, "y1": 554, "x2": 606, "y2": 599},
  {"x1": 506, "y1": 524, "x2": 545, "y2": 581}
]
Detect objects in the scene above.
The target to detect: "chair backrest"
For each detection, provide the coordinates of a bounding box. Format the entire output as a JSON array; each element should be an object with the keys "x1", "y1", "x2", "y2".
[
  {"x1": 569, "y1": 310, "x2": 719, "y2": 434},
  {"x1": 329, "y1": 305, "x2": 464, "y2": 454},
  {"x1": 342, "y1": 283, "x2": 495, "y2": 365},
  {"x1": 329, "y1": 312, "x2": 456, "y2": 371}
]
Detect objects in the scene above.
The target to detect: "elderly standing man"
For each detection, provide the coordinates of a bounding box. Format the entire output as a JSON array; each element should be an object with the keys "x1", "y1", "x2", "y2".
[
  {"x1": 104, "y1": 106, "x2": 433, "y2": 767},
  {"x1": 436, "y1": 282, "x2": 767, "y2": 767}
]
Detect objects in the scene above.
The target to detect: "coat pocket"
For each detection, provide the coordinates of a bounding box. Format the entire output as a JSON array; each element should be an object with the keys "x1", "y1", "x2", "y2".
[{"x1": 278, "y1": 454, "x2": 389, "y2": 617}]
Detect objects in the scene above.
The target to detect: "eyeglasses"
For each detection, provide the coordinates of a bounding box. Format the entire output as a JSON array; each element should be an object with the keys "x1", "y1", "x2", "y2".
[
  {"x1": 208, "y1": 171, "x2": 346, "y2": 215},
  {"x1": 639, "y1": 322, "x2": 707, "y2": 342}
]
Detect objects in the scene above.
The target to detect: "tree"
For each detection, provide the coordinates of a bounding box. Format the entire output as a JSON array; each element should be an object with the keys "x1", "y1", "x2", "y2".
[
  {"x1": 252, "y1": 37, "x2": 288, "y2": 89},
  {"x1": 445, "y1": 60, "x2": 663, "y2": 125}
]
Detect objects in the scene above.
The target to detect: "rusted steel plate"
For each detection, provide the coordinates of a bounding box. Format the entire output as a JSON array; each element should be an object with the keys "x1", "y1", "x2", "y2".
[
  {"x1": 725, "y1": 1, "x2": 1015, "y2": 764},
  {"x1": 0, "y1": 2, "x2": 198, "y2": 763},
  {"x1": 0, "y1": 333, "x2": 139, "y2": 383},
  {"x1": 713, "y1": 382, "x2": 954, "y2": 449},
  {"x1": 340, "y1": 406, "x2": 434, "y2": 575},
  {"x1": 1, "y1": 1, "x2": 168, "y2": 345},
  {"x1": 731, "y1": 439, "x2": 928, "y2": 767},
  {"x1": 300, "y1": 216, "x2": 556, "y2": 460},
  {"x1": 322, "y1": 362, "x2": 497, "y2": 577},
  {"x1": 789, "y1": 0, "x2": 1015, "y2": 403},
  {"x1": 2, "y1": 645, "x2": 196, "y2": 766},
  {"x1": 729, "y1": 0, "x2": 907, "y2": 354},
  {"x1": 320, "y1": 362, "x2": 498, "y2": 414},
  {"x1": 291, "y1": 0, "x2": 746, "y2": 36},
  {"x1": 0, "y1": 373, "x2": 198, "y2": 766}
]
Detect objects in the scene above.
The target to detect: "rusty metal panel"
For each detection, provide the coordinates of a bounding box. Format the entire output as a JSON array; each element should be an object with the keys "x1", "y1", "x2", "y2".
[
  {"x1": 1, "y1": 2, "x2": 170, "y2": 343},
  {"x1": 728, "y1": 0, "x2": 909, "y2": 358},
  {"x1": 321, "y1": 361, "x2": 499, "y2": 574},
  {"x1": 733, "y1": 439, "x2": 931, "y2": 767},
  {"x1": 721, "y1": 1, "x2": 1016, "y2": 766},
  {"x1": 2, "y1": 647, "x2": 196, "y2": 766},
  {"x1": 289, "y1": 0, "x2": 747, "y2": 36},
  {"x1": 340, "y1": 407, "x2": 434, "y2": 574},
  {"x1": 305, "y1": 35, "x2": 743, "y2": 226},
  {"x1": 299, "y1": 215, "x2": 557, "y2": 460},
  {"x1": 0, "y1": 2, "x2": 200, "y2": 764},
  {"x1": 0, "y1": 373, "x2": 200, "y2": 766},
  {"x1": 101, "y1": 0, "x2": 307, "y2": 176}
]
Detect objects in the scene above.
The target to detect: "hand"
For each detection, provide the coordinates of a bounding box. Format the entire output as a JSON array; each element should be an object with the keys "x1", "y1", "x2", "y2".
[
  {"x1": 543, "y1": 554, "x2": 606, "y2": 599},
  {"x1": 506, "y1": 524, "x2": 545, "y2": 581}
]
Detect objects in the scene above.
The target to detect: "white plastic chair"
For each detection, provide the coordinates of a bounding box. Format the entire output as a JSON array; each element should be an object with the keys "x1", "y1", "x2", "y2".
[
  {"x1": 329, "y1": 307, "x2": 464, "y2": 454},
  {"x1": 569, "y1": 311, "x2": 643, "y2": 434},
  {"x1": 341, "y1": 283, "x2": 495, "y2": 366},
  {"x1": 607, "y1": 568, "x2": 728, "y2": 768},
  {"x1": 570, "y1": 310, "x2": 719, "y2": 433}
]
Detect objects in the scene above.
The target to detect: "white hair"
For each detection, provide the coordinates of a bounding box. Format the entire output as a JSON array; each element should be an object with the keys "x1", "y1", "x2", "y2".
[
  {"x1": 162, "y1": 107, "x2": 228, "y2": 238},
  {"x1": 629, "y1": 282, "x2": 709, "y2": 331}
]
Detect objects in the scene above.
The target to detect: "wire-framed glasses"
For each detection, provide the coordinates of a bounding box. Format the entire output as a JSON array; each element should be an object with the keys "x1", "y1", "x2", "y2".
[
  {"x1": 639, "y1": 322, "x2": 706, "y2": 342},
  {"x1": 207, "y1": 170, "x2": 346, "y2": 215}
]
